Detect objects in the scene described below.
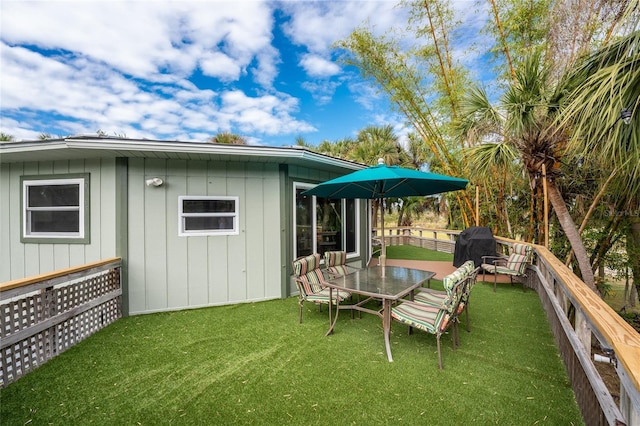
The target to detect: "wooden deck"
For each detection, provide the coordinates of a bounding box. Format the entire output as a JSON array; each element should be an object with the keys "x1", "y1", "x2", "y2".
[{"x1": 368, "y1": 258, "x2": 512, "y2": 282}]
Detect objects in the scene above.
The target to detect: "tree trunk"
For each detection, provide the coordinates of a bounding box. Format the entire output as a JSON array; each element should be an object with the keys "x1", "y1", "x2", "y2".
[
  {"x1": 628, "y1": 215, "x2": 640, "y2": 307},
  {"x1": 546, "y1": 182, "x2": 597, "y2": 291}
]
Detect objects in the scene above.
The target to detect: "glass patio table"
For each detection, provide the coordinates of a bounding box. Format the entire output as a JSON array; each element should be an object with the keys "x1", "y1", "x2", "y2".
[{"x1": 324, "y1": 266, "x2": 435, "y2": 362}]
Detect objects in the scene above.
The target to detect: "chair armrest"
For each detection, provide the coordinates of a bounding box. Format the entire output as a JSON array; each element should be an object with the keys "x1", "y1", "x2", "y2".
[{"x1": 481, "y1": 256, "x2": 507, "y2": 265}]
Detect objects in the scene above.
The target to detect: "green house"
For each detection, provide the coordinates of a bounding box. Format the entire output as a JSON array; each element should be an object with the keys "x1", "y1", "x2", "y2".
[{"x1": 0, "y1": 136, "x2": 370, "y2": 315}]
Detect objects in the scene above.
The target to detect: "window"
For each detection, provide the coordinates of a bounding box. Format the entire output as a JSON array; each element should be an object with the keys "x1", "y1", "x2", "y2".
[
  {"x1": 294, "y1": 183, "x2": 359, "y2": 259},
  {"x1": 179, "y1": 196, "x2": 239, "y2": 236},
  {"x1": 21, "y1": 174, "x2": 90, "y2": 243}
]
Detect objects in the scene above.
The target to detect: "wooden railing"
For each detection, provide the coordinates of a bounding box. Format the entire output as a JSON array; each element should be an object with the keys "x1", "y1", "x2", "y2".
[
  {"x1": 0, "y1": 258, "x2": 122, "y2": 388},
  {"x1": 375, "y1": 227, "x2": 640, "y2": 425},
  {"x1": 373, "y1": 227, "x2": 459, "y2": 253}
]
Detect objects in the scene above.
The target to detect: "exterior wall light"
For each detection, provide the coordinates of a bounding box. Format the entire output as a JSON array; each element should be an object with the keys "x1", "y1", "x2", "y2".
[{"x1": 145, "y1": 177, "x2": 164, "y2": 187}]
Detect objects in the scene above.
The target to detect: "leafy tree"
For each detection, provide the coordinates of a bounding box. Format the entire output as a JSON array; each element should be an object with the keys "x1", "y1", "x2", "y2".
[
  {"x1": 350, "y1": 125, "x2": 405, "y2": 166},
  {"x1": 335, "y1": 4, "x2": 476, "y2": 226},
  {"x1": 560, "y1": 25, "x2": 640, "y2": 303},
  {"x1": 316, "y1": 137, "x2": 357, "y2": 160},
  {"x1": 0, "y1": 133, "x2": 15, "y2": 142},
  {"x1": 208, "y1": 132, "x2": 247, "y2": 145},
  {"x1": 459, "y1": 52, "x2": 597, "y2": 290},
  {"x1": 294, "y1": 136, "x2": 310, "y2": 147}
]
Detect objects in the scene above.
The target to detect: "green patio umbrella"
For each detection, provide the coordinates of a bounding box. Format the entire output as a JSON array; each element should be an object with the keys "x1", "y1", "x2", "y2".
[{"x1": 303, "y1": 159, "x2": 469, "y2": 265}]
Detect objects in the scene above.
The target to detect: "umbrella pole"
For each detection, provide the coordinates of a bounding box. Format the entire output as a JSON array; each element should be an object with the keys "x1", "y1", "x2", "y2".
[{"x1": 379, "y1": 197, "x2": 386, "y2": 267}]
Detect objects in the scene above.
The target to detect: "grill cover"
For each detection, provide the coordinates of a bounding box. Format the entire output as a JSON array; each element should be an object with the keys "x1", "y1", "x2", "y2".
[{"x1": 453, "y1": 226, "x2": 497, "y2": 267}]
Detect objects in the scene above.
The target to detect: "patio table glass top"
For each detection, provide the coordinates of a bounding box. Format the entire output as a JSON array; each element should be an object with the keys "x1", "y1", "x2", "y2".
[{"x1": 326, "y1": 266, "x2": 434, "y2": 299}]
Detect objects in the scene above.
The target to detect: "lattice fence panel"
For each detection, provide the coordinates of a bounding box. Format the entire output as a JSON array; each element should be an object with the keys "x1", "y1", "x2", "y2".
[{"x1": 1, "y1": 264, "x2": 121, "y2": 387}]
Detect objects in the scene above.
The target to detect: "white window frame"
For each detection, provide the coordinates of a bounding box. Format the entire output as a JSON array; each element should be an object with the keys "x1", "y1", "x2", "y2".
[
  {"x1": 178, "y1": 196, "x2": 239, "y2": 237},
  {"x1": 293, "y1": 182, "x2": 360, "y2": 260},
  {"x1": 22, "y1": 177, "x2": 87, "y2": 240}
]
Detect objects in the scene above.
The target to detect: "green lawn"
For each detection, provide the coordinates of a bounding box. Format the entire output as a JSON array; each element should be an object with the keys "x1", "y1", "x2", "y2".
[
  {"x1": 383, "y1": 244, "x2": 455, "y2": 262},
  {"x1": 0, "y1": 248, "x2": 583, "y2": 425}
]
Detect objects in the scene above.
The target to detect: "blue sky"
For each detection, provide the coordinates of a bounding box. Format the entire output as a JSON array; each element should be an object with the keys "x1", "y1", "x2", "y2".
[{"x1": 0, "y1": 0, "x2": 491, "y2": 147}]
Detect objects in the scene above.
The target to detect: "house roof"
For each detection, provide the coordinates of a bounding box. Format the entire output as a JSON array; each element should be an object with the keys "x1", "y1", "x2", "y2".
[{"x1": 0, "y1": 136, "x2": 365, "y2": 173}]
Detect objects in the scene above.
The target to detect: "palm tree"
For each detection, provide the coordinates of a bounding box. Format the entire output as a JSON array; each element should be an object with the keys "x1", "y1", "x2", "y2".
[
  {"x1": 316, "y1": 137, "x2": 357, "y2": 160},
  {"x1": 560, "y1": 28, "x2": 640, "y2": 303},
  {"x1": 0, "y1": 133, "x2": 15, "y2": 142},
  {"x1": 208, "y1": 132, "x2": 247, "y2": 145},
  {"x1": 350, "y1": 125, "x2": 404, "y2": 166},
  {"x1": 459, "y1": 53, "x2": 597, "y2": 290},
  {"x1": 348, "y1": 125, "x2": 408, "y2": 230}
]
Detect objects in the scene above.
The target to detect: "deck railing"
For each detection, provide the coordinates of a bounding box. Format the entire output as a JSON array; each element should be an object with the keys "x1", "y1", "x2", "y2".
[
  {"x1": 0, "y1": 258, "x2": 122, "y2": 388},
  {"x1": 376, "y1": 226, "x2": 640, "y2": 425},
  {"x1": 373, "y1": 226, "x2": 459, "y2": 253}
]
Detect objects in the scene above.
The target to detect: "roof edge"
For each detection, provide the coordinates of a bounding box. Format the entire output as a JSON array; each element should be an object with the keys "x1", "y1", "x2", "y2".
[{"x1": 1, "y1": 137, "x2": 366, "y2": 170}]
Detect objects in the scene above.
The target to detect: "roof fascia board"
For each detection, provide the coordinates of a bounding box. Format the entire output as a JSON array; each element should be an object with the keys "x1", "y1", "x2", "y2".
[{"x1": 1, "y1": 138, "x2": 365, "y2": 171}]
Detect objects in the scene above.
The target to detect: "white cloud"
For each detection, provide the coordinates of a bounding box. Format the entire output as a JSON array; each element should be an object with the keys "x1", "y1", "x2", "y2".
[
  {"x1": 0, "y1": 0, "x2": 492, "y2": 145},
  {"x1": 219, "y1": 90, "x2": 316, "y2": 135},
  {"x1": 299, "y1": 54, "x2": 340, "y2": 78},
  {"x1": 301, "y1": 80, "x2": 340, "y2": 105},
  {"x1": 0, "y1": 1, "x2": 277, "y2": 82},
  {"x1": 0, "y1": 1, "x2": 320, "y2": 142},
  {"x1": 200, "y1": 52, "x2": 243, "y2": 81},
  {"x1": 282, "y1": 1, "x2": 403, "y2": 54}
]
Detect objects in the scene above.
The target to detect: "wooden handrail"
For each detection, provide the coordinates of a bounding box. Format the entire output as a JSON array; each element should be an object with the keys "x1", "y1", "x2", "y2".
[
  {"x1": 0, "y1": 257, "x2": 122, "y2": 292},
  {"x1": 534, "y1": 244, "x2": 640, "y2": 393}
]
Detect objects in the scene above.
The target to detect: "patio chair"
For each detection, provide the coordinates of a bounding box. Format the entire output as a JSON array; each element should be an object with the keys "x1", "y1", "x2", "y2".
[
  {"x1": 391, "y1": 279, "x2": 465, "y2": 369},
  {"x1": 414, "y1": 261, "x2": 478, "y2": 333},
  {"x1": 324, "y1": 250, "x2": 358, "y2": 278},
  {"x1": 292, "y1": 254, "x2": 351, "y2": 324},
  {"x1": 481, "y1": 243, "x2": 533, "y2": 292}
]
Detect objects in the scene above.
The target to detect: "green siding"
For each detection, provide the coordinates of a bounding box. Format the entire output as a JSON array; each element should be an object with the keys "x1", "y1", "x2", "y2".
[
  {"x1": 126, "y1": 158, "x2": 283, "y2": 315},
  {"x1": 0, "y1": 159, "x2": 118, "y2": 282},
  {"x1": 1, "y1": 153, "x2": 368, "y2": 315}
]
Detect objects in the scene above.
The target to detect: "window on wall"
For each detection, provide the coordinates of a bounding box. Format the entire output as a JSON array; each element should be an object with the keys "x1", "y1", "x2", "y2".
[
  {"x1": 178, "y1": 196, "x2": 239, "y2": 236},
  {"x1": 21, "y1": 174, "x2": 90, "y2": 243},
  {"x1": 294, "y1": 183, "x2": 359, "y2": 259}
]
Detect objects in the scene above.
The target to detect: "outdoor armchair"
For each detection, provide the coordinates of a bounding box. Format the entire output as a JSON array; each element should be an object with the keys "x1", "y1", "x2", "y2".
[
  {"x1": 414, "y1": 260, "x2": 477, "y2": 333},
  {"x1": 324, "y1": 250, "x2": 358, "y2": 278},
  {"x1": 391, "y1": 279, "x2": 465, "y2": 369},
  {"x1": 481, "y1": 243, "x2": 533, "y2": 292},
  {"x1": 292, "y1": 253, "x2": 351, "y2": 324}
]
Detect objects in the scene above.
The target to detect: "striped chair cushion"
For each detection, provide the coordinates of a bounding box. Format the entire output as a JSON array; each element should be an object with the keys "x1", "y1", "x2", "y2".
[
  {"x1": 417, "y1": 288, "x2": 468, "y2": 315},
  {"x1": 324, "y1": 250, "x2": 347, "y2": 267},
  {"x1": 442, "y1": 268, "x2": 465, "y2": 292},
  {"x1": 391, "y1": 301, "x2": 450, "y2": 334},
  {"x1": 512, "y1": 243, "x2": 530, "y2": 256},
  {"x1": 490, "y1": 265, "x2": 522, "y2": 276},
  {"x1": 414, "y1": 289, "x2": 446, "y2": 306},
  {"x1": 296, "y1": 270, "x2": 326, "y2": 295},
  {"x1": 293, "y1": 253, "x2": 352, "y2": 300},
  {"x1": 480, "y1": 263, "x2": 499, "y2": 274},
  {"x1": 417, "y1": 261, "x2": 473, "y2": 308},
  {"x1": 327, "y1": 264, "x2": 351, "y2": 277},
  {"x1": 293, "y1": 254, "x2": 321, "y2": 276},
  {"x1": 293, "y1": 254, "x2": 325, "y2": 294},
  {"x1": 306, "y1": 287, "x2": 351, "y2": 303},
  {"x1": 506, "y1": 253, "x2": 528, "y2": 274}
]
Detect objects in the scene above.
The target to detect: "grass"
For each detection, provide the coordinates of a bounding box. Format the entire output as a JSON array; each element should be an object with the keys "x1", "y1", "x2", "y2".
[
  {"x1": 384, "y1": 244, "x2": 454, "y2": 262},
  {"x1": 0, "y1": 248, "x2": 583, "y2": 425}
]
